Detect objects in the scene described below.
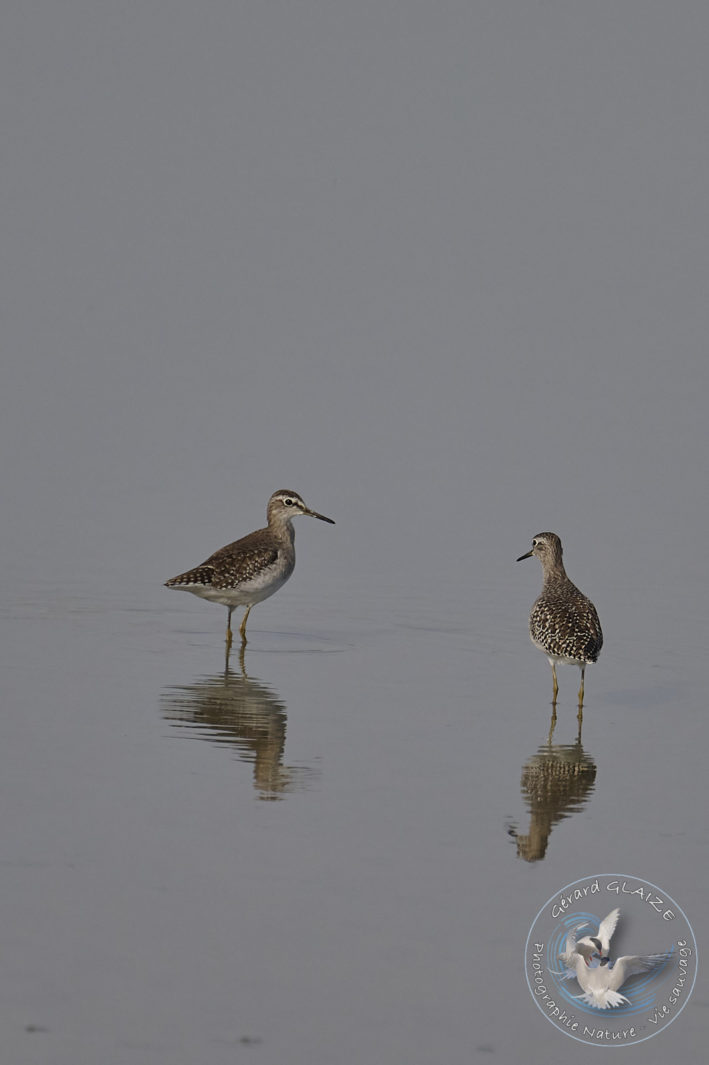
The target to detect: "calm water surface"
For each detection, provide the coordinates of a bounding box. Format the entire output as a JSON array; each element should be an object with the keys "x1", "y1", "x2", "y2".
[
  {"x1": 2, "y1": 3, "x2": 708, "y2": 1061},
  {"x1": 1, "y1": 554, "x2": 706, "y2": 1065}
]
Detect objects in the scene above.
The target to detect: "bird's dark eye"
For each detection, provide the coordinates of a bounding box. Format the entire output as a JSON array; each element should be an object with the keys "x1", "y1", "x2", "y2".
[{"x1": 284, "y1": 498, "x2": 294, "y2": 506}]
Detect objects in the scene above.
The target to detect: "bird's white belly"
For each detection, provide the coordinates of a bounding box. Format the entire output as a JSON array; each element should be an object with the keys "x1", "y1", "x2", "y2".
[
  {"x1": 529, "y1": 636, "x2": 588, "y2": 667},
  {"x1": 181, "y1": 565, "x2": 292, "y2": 608}
]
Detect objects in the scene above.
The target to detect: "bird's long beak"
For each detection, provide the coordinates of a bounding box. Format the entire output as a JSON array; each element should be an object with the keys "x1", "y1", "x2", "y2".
[
  {"x1": 305, "y1": 508, "x2": 335, "y2": 525},
  {"x1": 516, "y1": 549, "x2": 533, "y2": 561}
]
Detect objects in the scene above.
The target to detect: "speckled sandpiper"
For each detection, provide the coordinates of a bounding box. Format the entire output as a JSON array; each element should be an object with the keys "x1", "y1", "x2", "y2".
[
  {"x1": 516, "y1": 532, "x2": 602, "y2": 709},
  {"x1": 165, "y1": 490, "x2": 335, "y2": 647}
]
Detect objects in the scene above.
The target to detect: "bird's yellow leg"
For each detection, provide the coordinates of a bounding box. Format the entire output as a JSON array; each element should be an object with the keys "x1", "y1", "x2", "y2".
[
  {"x1": 551, "y1": 662, "x2": 559, "y2": 704},
  {"x1": 226, "y1": 608, "x2": 234, "y2": 649},
  {"x1": 239, "y1": 605, "x2": 252, "y2": 644}
]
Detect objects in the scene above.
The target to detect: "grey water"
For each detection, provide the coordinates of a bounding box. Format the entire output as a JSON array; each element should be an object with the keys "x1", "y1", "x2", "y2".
[{"x1": 1, "y1": 3, "x2": 707, "y2": 1063}]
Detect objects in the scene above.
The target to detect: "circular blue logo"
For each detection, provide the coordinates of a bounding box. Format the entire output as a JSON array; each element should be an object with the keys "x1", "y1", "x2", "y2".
[{"x1": 524, "y1": 874, "x2": 697, "y2": 1045}]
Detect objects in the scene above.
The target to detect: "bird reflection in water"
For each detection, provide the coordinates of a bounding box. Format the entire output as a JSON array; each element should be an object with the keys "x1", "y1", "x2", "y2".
[
  {"x1": 161, "y1": 646, "x2": 318, "y2": 800},
  {"x1": 507, "y1": 714, "x2": 597, "y2": 862}
]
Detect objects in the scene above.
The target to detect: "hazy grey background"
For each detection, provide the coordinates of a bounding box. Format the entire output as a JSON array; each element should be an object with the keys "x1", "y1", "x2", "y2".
[{"x1": 1, "y1": 2, "x2": 707, "y2": 1063}]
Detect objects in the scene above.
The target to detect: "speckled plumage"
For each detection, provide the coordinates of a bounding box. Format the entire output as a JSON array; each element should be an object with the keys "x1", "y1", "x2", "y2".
[
  {"x1": 167, "y1": 539, "x2": 283, "y2": 595},
  {"x1": 165, "y1": 490, "x2": 334, "y2": 646},
  {"x1": 517, "y1": 532, "x2": 602, "y2": 709}
]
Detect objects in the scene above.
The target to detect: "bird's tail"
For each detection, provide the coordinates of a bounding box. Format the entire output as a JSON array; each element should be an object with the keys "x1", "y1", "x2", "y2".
[{"x1": 577, "y1": 990, "x2": 630, "y2": 1009}]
